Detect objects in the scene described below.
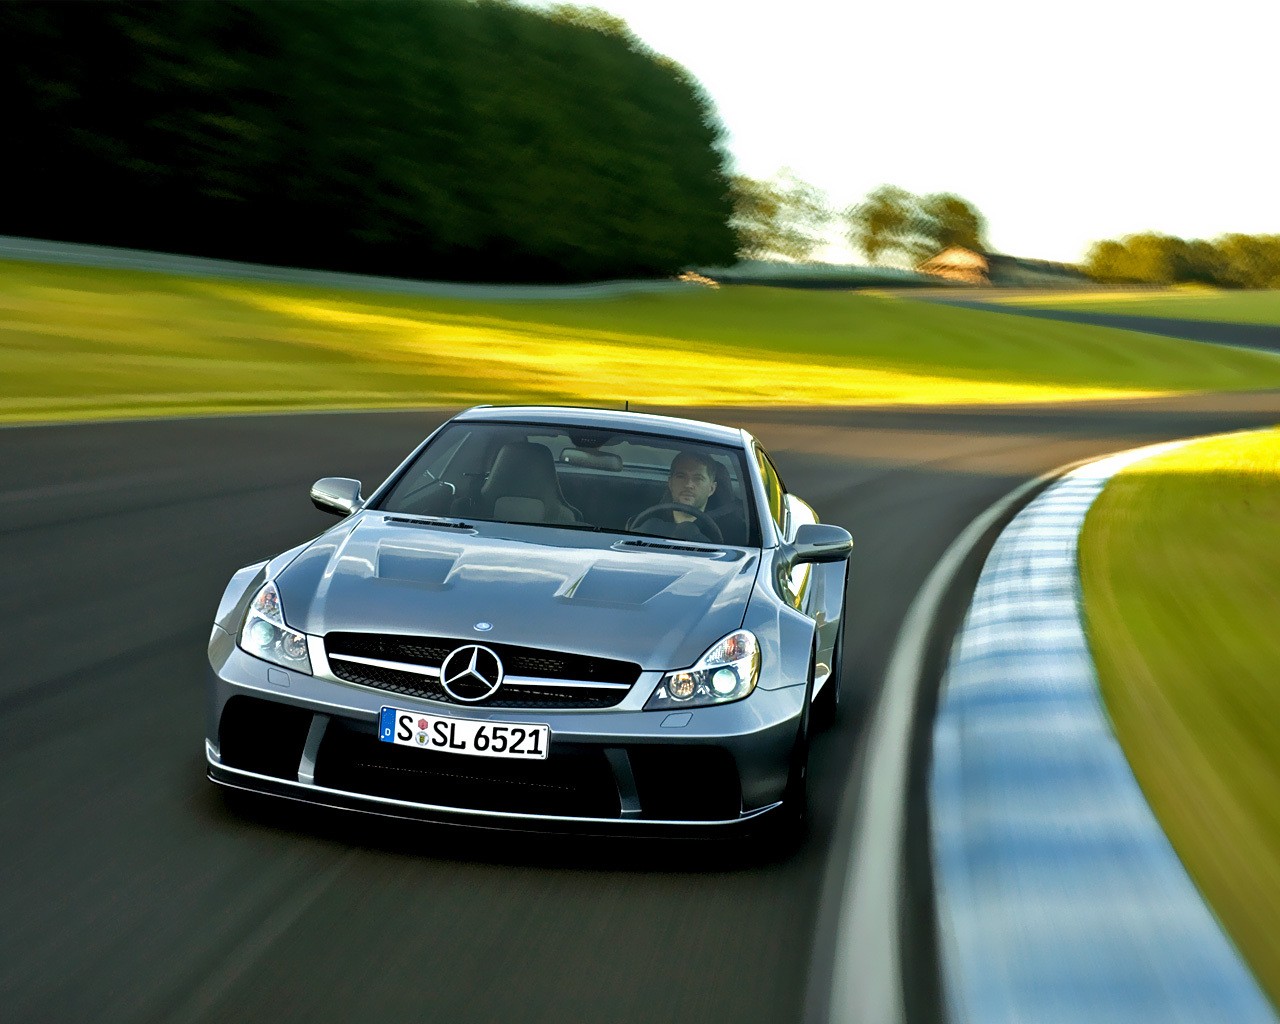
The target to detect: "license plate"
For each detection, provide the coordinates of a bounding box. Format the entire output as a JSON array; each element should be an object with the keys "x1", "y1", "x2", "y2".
[{"x1": 378, "y1": 707, "x2": 550, "y2": 760}]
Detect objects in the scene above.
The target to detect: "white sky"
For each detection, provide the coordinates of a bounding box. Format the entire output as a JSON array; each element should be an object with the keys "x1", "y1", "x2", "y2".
[{"x1": 520, "y1": 0, "x2": 1280, "y2": 263}]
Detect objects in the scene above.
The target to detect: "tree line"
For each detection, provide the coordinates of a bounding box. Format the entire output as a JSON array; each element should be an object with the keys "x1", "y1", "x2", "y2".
[
  {"x1": 7, "y1": 1, "x2": 1271, "y2": 287},
  {"x1": 730, "y1": 173, "x2": 987, "y2": 266},
  {"x1": 1084, "y1": 233, "x2": 1280, "y2": 288},
  {"x1": 736, "y1": 173, "x2": 1279, "y2": 292},
  {"x1": 0, "y1": 0, "x2": 736, "y2": 281}
]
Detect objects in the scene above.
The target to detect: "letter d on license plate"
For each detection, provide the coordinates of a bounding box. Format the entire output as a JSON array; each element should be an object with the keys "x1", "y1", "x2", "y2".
[{"x1": 378, "y1": 707, "x2": 550, "y2": 760}]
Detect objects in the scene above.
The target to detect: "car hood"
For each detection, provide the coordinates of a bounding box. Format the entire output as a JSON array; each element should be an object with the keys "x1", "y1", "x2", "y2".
[{"x1": 274, "y1": 514, "x2": 761, "y2": 671}]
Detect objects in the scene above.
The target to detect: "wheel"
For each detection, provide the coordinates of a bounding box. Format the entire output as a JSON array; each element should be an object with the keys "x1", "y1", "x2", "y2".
[{"x1": 812, "y1": 609, "x2": 845, "y2": 732}]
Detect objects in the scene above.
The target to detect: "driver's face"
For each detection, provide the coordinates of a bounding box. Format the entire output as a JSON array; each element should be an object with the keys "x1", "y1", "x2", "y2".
[{"x1": 668, "y1": 456, "x2": 717, "y2": 510}]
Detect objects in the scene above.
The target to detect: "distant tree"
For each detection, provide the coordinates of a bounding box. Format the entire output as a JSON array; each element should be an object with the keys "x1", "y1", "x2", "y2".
[
  {"x1": 1113, "y1": 234, "x2": 1179, "y2": 282},
  {"x1": 846, "y1": 185, "x2": 987, "y2": 264},
  {"x1": 730, "y1": 170, "x2": 831, "y2": 262},
  {"x1": 1084, "y1": 233, "x2": 1208, "y2": 284},
  {"x1": 1171, "y1": 238, "x2": 1230, "y2": 286},
  {"x1": 915, "y1": 193, "x2": 988, "y2": 255},
  {"x1": 846, "y1": 184, "x2": 914, "y2": 264},
  {"x1": 1084, "y1": 239, "x2": 1130, "y2": 281},
  {"x1": 1214, "y1": 234, "x2": 1280, "y2": 288},
  {"x1": 1083, "y1": 232, "x2": 1280, "y2": 288}
]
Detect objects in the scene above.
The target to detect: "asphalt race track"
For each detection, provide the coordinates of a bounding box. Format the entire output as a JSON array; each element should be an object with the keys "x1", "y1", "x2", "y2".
[
  {"x1": 925, "y1": 299, "x2": 1280, "y2": 354},
  {"x1": 4, "y1": 392, "x2": 1280, "y2": 1024}
]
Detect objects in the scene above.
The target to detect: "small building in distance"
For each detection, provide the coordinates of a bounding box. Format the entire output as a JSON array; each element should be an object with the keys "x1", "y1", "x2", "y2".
[
  {"x1": 917, "y1": 247, "x2": 990, "y2": 284},
  {"x1": 918, "y1": 247, "x2": 1091, "y2": 288}
]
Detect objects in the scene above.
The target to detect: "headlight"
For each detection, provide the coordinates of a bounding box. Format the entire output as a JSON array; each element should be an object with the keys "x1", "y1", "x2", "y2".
[
  {"x1": 645, "y1": 630, "x2": 760, "y2": 710},
  {"x1": 237, "y1": 580, "x2": 312, "y2": 674}
]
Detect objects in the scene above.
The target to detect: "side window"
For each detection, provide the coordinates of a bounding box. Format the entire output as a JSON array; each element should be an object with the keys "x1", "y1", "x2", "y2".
[{"x1": 754, "y1": 446, "x2": 786, "y2": 533}]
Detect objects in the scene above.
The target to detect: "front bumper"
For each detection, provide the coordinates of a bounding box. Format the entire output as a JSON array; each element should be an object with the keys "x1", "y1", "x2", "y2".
[{"x1": 206, "y1": 627, "x2": 805, "y2": 834}]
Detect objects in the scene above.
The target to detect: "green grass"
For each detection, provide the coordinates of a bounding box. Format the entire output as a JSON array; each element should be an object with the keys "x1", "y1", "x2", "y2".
[
  {"x1": 990, "y1": 288, "x2": 1280, "y2": 325},
  {"x1": 1080, "y1": 428, "x2": 1280, "y2": 1006},
  {"x1": 4, "y1": 259, "x2": 1280, "y2": 423}
]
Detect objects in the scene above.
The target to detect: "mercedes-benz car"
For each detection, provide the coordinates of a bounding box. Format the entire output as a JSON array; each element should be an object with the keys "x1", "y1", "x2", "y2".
[{"x1": 206, "y1": 406, "x2": 852, "y2": 837}]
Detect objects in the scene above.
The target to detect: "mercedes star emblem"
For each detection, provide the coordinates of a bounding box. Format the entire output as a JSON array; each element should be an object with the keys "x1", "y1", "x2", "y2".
[
  {"x1": 439, "y1": 644, "x2": 504, "y2": 702},
  {"x1": 473, "y1": 621, "x2": 493, "y2": 632}
]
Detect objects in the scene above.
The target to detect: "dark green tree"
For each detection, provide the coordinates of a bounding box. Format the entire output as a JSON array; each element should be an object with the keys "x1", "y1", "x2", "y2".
[
  {"x1": 546, "y1": 4, "x2": 635, "y2": 41},
  {"x1": 0, "y1": 0, "x2": 737, "y2": 281}
]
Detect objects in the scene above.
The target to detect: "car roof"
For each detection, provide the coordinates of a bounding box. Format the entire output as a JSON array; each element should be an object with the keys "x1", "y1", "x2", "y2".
[{"x1": 452, "y1": 405, "x2": 750, "y2": 448}]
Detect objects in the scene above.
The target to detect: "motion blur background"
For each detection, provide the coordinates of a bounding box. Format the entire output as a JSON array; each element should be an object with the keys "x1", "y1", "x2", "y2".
[
  {"x1": 2, "y1": 3, "x2": 1279, "y2": 1023},
  {"x1": 4, "y1": 0, "x2": 1277, "y2": 285}
]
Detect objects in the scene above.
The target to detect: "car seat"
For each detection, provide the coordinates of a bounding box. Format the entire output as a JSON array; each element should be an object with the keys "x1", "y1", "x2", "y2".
[
  {"x1": 475, "y1": 442, "x2": 581, "y2": 524},
  {"x1": 705, "y1": 462, "x2": 748, "y2": 544}
]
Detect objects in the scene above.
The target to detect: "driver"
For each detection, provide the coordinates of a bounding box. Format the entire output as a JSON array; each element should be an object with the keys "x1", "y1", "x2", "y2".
[{"x1": 632, "y1": 450, "x2": 719, "y2": 542}]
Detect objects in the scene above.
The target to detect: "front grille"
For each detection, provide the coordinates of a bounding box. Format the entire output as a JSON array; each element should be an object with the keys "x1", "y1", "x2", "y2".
[
  {"x1": 326, "y1": 632, "x2": 640, "y2": 684},
  {"x1": 327, "y1": 658, "x2": 626, "y2": 710},
  {"x1": 314, "y1": 719, "x2": 622, "y2": 818},
  {"x1": 324, "y1": 631, "x2": 639, "y2": 709}
]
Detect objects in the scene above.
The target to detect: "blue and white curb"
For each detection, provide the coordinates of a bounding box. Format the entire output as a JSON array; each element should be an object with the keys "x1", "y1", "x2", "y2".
[{"x1": 931, "y1": 441, "x2": 1277, "y2": 1024}]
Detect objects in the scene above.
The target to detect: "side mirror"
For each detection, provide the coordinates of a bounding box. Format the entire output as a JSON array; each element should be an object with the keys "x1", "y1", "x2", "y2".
[
  {"x1": 311, "y1": 477, "x2": 363, "y2": 517},
  {"x1": 790, "y1": 523, "x2": 852, "y2": 564}
]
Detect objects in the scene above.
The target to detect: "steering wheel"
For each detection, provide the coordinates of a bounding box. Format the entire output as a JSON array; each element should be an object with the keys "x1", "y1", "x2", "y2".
[{"x1": 625, "y1": 502, "x2": 724, "y2": 544}]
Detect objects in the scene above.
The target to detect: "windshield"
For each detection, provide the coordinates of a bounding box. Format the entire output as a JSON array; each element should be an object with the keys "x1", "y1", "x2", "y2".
[{"x1": 373, "y1": 421, "x2": 761, "y2": 547}]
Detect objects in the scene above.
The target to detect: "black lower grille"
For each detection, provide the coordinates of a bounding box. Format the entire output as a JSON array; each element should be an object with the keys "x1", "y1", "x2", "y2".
[
  {"x1": 219, "y1": 695, "x2": 313, "y2": 780},
  {"x1": 325, "y1": 632, "x2": 635, "y2": 709},
  {"x1": 629, "y1": 745, "x2": 741, "y2": 821},
  {"x1": 314, "y1": 719, "x2": 621, "y2": 818}
]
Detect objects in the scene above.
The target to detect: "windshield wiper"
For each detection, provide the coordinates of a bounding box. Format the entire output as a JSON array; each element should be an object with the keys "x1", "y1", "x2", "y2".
[
  {"x1": 622, "y1": 527, "x2": 724, "y2": 545},
  {"x1": 488, "y1": 519, "x2": 605, "y2": 532},
  {"x1": 383, "y1": 514, "x2": 475, "y2": 530}
]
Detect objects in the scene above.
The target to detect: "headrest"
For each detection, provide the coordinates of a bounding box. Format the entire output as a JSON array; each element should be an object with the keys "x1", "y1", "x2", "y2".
[
  {"x1": 705, "y1": 461, "x2": 734, "y2": 509},
  {"x1": 482, "y1": 442, "x2": 561, "y2": 504}
]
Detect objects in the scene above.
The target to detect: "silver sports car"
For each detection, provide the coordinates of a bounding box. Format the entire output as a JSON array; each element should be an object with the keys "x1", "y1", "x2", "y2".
[{"x1": 206, "y1": 406, "x2": 851, "y2": 837}]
